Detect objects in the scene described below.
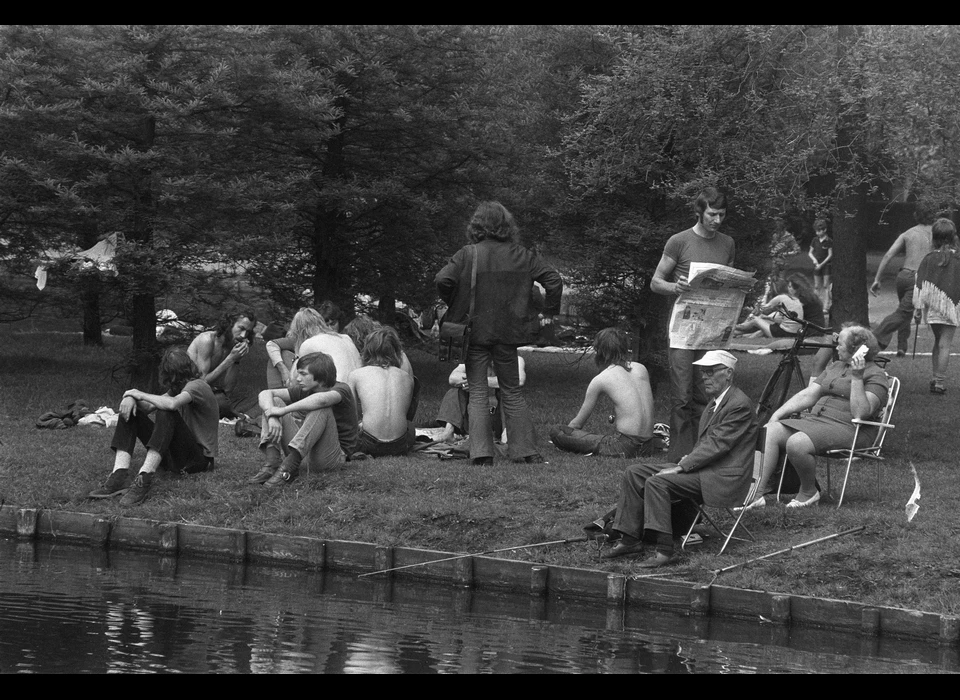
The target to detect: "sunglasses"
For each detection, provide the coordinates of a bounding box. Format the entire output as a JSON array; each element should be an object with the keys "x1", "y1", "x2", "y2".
[{"x1": 699, "y1": 366, "x2": 730, "y2": 377}]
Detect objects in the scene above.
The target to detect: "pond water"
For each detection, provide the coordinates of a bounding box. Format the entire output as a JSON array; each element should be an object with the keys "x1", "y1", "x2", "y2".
[{"x1": 1, "y1": 536, "x2": 955, "y2": 674}]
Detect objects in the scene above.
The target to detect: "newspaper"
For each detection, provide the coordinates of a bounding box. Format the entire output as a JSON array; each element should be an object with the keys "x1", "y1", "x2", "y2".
[{"x1": 669, "y1": 263, "x2": 756, "y2": 350}]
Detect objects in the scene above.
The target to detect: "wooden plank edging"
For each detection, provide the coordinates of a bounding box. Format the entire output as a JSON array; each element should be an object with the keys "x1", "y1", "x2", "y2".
[{"x1": 0, "y1": 505, "x2": 955, "y2": 647}]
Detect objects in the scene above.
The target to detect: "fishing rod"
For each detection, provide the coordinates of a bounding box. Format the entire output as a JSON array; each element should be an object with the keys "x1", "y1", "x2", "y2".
[
  {"x1": 711, "y1": 526, "x2": 865, "y2": 576},
  {"x1": 358, "y1": 535, "x2": 589, "y2": 578}
]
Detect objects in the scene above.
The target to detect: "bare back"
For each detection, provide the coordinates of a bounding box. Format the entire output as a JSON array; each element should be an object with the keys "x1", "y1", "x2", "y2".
[
  {"x1": 297, "y1": 333, "x2": 362, "y2": 382},
  {"x1": 593, "y1": 362, "x2": 654, "y2": 438},
  {"x1": 902, "y1": 224, "x2": 934, "y2": 271},
  {"x1": 348, "y1": 365, "x2": 413, "y2": 440}
]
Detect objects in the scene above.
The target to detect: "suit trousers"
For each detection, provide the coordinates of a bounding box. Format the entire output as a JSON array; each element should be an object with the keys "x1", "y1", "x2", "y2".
[{"x1": 611, "y1": 461, "x2": 706, "y2": 553}]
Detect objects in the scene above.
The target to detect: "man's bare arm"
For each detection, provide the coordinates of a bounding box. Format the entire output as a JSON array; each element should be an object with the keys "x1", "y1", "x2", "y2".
[
  {"x1": 870, "y1": 234, "x2": 906, "y2": 295},
  {"x1": 650, "y1": 254, "x2": 684, "y2": 295},
  {"x1": 568, "y1": 377, "x2": 604, "y2": 429}
]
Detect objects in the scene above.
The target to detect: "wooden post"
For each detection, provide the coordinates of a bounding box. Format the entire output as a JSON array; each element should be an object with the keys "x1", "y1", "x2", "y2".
[
  {"x1": 690, "y1": 584, "x2": 711, "y2": 616},
  {"x1": 607, "y1": 573, "x2": 626, "y2": 606},
  {"x1": 455, "y1": 556, "x2": 474, "y2": 588},
  {"x1": 861, "y1": 608, "x2": 881, "y2": 637},
  {"x1": 16, "y1": 509, "x2": 38, "y2": 539},
  {"x1": 530, "y1": 566, "x2": 549, "y2": 597},
  {"x1": 770, "y1": 594, "x2": 791, "y2": 625}
]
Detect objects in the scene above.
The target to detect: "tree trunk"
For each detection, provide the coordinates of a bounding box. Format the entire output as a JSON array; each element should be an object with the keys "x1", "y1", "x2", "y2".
[
  {"x1": 78, "y1": 217, "x2": 103, "y2": 346},
  {"x1": 129, "y1": 114, "x2": 158, "y2": 389},
  {"x1": 830, "y1": 24, "x2": 869, "y2": 327}
]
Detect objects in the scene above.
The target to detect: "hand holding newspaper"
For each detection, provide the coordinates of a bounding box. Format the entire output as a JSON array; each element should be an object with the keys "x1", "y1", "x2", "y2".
[{"x1": 668, "y1": 264, "x2": 757, "y2": 351}]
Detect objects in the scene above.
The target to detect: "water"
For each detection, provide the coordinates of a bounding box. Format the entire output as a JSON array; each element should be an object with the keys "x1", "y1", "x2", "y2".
[{"x1": 0, "y1": 537, "x2": 955, "y2": 673}]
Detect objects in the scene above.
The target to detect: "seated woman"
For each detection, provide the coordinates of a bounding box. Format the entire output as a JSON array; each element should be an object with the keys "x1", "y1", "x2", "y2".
[
  {"x1": 434, "y1": 357, "x2": 524, "y2": 444},
  {"x1": 735, "y1": 279, "x2": 803, "y2": 338},
  {"x1": 266, "y1": 307, "x2": 362, "y2": 388},
  {"x1": 745, "y1": 324, "x2": 889, "y2": 510},
  {"x1": 787, "y1": 273, "x2": 827, "y2": 330}
]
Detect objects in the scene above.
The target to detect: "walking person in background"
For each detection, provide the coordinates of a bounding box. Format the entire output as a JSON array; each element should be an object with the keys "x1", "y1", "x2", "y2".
[
  {"x1": 914, "y1": 217, "x2": 960, "y2": 395},
  {"x1": 435, "y1": 201, "x2": 563, "y2": 465},
  {"x1": 650, "y1": 187, "x2": 737, "y2": 462},
  {"x1": 871, "y1": 201, "x2": 936, "y2": 357},
  {"x1": 808, "y1": 219, "x2": 833, "y2": 316}
]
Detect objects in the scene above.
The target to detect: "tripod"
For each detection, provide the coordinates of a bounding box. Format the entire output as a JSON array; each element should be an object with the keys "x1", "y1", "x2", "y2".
[{"x1": 755, "y1": 306, "x2": 833, "y2": 427}]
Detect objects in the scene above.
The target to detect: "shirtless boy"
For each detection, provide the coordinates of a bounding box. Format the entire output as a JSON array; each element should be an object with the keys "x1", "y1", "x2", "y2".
[
  {"x1": 871, "y1": 200, "x2": 937, "y2": 355},
  {"x1": 247, "y1": 351, "x2": 360, "y2": 488},
  {"x1": 187, "y1": 309, "x2": 258, "y2": 419},
  {"x1": 347, "y1": 327, "x2": 417, "y2": 457},
  {"x1": 550, "y1": 328, "x2": 658, "y2": 458}
]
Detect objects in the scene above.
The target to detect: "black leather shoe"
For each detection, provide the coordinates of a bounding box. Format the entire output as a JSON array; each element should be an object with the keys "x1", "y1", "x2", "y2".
[
  {"x1": 635, "y1": 551, "x2": 679, "y2": 568},
  {"x1": 600, "y1": 540, "x2": 645, "y2": 560},
  {"x1": 472, "y1": 456, "x2": 493, "y2": 466}
]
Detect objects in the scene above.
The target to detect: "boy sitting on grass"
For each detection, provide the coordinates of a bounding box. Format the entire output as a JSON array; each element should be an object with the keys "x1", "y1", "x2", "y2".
[
  {"x1": 550, "y1": 327, "x2": 659, "y2": 458},
  {"x1": 347, "y1": 326, "x2": 418, "y2": 457},
  {"x1": 247, "y1": 351, "x2": 359, "y2": 488},
  {"x1": 86, "y1": 346, "x2": 219, "y2": 507}
]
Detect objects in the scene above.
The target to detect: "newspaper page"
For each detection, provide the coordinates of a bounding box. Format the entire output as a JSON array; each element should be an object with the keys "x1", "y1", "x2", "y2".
[{"x1": 669, "y1": 263, "x2": 756, "y2": 350}]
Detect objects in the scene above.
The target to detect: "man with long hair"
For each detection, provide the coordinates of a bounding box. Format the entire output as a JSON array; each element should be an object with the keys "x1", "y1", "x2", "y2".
[
  {"x1": 650, "y1": 187, "x2": 736, "y2": 462},
  {"x1": 86, "y1": 346, "x2": 219, "y2": 506},
  {"x1": 435, "y1": 201, "x2": 562, "y2": 465},
  {"x1": 187, "y1": 308, "x2": 258, "y2": 418},
  {"x1": 347, "y1": 326, "x2": 417, "y2": 457},
  {"x1": 551, "y1": 328, "x2": 659, "y2": 458}
]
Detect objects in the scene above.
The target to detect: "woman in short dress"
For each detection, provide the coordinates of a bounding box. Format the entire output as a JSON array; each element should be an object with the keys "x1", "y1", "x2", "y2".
[
  {"x1": 913, "y1": 217, "x2": 960, "y2": 395},
  {"x1": 742, "y1": 324, "x2": 889, "y2": 510}
]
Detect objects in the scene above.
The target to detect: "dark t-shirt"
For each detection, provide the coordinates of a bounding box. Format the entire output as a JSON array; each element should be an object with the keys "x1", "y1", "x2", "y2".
[
  {"x1": 662, "y1": 228, "x2": 736, "y2": 283},
  {"x1": 288, "y1": 381, "x2": 359, "y2": 455}
]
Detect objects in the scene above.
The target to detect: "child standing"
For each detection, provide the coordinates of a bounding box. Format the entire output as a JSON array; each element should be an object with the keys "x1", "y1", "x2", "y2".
[{"x1": 808, "y1": 218, "x2": 833, "y2": 315}]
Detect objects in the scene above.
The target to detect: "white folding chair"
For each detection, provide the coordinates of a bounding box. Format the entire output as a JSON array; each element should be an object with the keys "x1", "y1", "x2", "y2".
[{"x1": 777, "y1": 374, "x2": 899, "y2": 509}]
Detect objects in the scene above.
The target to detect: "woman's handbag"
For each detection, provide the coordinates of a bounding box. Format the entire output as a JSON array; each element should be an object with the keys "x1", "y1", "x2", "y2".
[{"x1": 438, "y1": 245, "x2": 478, "y2": 362}]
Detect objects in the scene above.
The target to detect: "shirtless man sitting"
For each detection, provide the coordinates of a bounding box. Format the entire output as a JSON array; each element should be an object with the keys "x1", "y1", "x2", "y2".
[
  {"x1": 347, "y1": 326, "x2": 417, "y2": 458},
  {"x1": 187, "y1": 309, "x2": 258, "y2": 419},
  {"x1": 550, "y1": 327, "x2": 659, "y2": 458}
]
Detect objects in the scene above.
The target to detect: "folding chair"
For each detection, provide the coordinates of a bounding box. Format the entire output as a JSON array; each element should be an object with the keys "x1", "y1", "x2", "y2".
[
  {"x1": 680, "y1": 486, "x2": 758, "y2": 555},
  {"x1": 777, "y1": 373, "x2": 899, "y2": 509}
]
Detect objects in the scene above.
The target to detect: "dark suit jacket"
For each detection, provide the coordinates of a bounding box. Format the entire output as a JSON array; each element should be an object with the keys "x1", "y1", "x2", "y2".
[{"x1": 677, "y1": 384, "x2": 758, "y2": 507}]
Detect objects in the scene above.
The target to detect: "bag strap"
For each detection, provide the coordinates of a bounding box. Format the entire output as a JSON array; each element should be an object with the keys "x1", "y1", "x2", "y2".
[{"x1": 467, "y1": 244, "x2": 479, "y2": 321}]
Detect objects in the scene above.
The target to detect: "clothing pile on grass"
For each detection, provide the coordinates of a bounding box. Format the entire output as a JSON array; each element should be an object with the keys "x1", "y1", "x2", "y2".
[{"x1": 36, "y1": 400, "x2": 93, "y2": 429}]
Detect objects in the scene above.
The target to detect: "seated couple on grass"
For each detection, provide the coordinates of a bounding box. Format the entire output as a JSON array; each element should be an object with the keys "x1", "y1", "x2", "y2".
[
  {"x1": 87, "y1": 346, "x2": 219, "y2": 507},
  {"x1": 551, "y1": 328, "x2": 661, "y2": 459}
]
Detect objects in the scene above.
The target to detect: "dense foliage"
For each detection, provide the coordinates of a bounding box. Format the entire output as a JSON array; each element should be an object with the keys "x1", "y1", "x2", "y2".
[{"x1": 3, "y1": 25, "x2": 960, "y2": 379}]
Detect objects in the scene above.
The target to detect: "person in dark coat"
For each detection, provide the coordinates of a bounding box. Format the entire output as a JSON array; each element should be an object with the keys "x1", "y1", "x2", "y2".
[
  {"x1": 435, "y1": 201, "x2": 563, "y2": 465},
  {"x1": 601, "y1": 350, "x2": 759, "y2": 568}
]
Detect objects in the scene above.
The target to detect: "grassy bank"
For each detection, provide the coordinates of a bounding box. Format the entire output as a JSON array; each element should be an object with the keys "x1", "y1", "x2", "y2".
[{"x1": 2, "y1": 298, "x2": 959, "y2": 617}]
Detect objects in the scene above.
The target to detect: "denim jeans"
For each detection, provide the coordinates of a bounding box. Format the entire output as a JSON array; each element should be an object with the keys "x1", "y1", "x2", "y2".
[
  {"x1": 873, "y1": 268, "x2": 916, "y2": 352},
  {"x1": 550, "y1": 426, "x2": 655, "y2": 458},
  {"x1": 466, "y1": 344, "x2": 537, "y2": 460}
]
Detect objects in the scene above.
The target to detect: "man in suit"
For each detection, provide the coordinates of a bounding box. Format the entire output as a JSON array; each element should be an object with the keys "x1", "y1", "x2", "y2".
[{"x1": 601, "y1": 349, "x2": 758, "y2": 568}]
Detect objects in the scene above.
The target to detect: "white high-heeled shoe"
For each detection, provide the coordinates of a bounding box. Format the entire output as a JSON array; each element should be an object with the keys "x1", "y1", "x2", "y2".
[
  {"x1": 785, "y1": 491, "x2": 820, "y2": 509},
  {"x1": 733, "y1": 496, "x2": 765, "y2": 513}
]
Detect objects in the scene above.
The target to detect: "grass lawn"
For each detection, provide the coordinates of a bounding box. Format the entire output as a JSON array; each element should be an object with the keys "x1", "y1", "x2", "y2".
[{"x1": 2, "y1": 262, "x2": 959, "y2": 616}]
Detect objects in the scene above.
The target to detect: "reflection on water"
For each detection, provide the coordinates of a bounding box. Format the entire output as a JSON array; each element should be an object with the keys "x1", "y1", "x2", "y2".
[{"x1": 0, "y1": 537, "x2": 955, "y2": 673}]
